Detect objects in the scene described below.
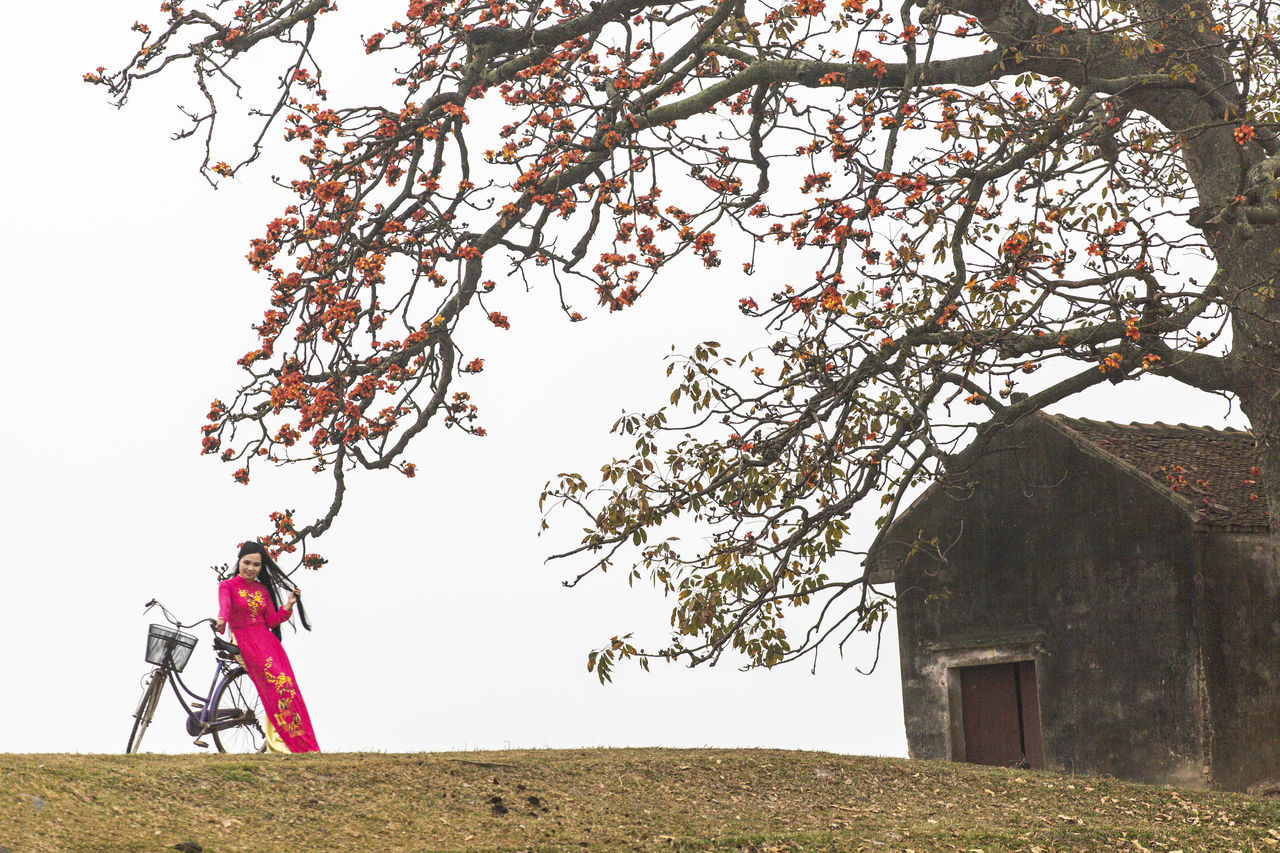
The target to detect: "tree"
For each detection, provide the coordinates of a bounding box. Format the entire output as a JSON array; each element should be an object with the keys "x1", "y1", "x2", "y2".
[{"x1": 92, "y1": 0, "x2": 1280, "y2": 679}]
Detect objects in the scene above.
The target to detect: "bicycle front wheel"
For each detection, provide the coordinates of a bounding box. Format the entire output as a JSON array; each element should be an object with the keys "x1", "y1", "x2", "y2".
[
  {"x1": 211, "y1": 669, "x2": 267, "y2": 753},
  {"x1": 126, "y1": 670, "x2": 165, "y2": 753}
]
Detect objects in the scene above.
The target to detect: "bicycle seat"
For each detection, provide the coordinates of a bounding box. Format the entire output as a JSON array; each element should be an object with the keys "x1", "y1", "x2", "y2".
[{"x1": 213, "y1": 636, "x2": 241, "y2": 657}]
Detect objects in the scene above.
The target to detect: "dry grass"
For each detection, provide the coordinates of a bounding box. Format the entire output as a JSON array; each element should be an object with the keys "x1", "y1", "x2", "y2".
[{"x1": 3, "y1": 749, "x2": 1279, "y2": 852}]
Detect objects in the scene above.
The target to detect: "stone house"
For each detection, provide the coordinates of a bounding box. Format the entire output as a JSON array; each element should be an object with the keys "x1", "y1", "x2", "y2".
[{"x1": 870, "y1": 412, "x2": 1280, "y2": 791}]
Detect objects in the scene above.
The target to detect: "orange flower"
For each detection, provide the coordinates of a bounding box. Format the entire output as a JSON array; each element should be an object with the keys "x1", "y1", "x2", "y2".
[
  {"x1": 801, "y1": 172, "x2": 832, "y2": 194},
  {"x1": 314, "y1": 181, "x2": 345, "y2": 203}
]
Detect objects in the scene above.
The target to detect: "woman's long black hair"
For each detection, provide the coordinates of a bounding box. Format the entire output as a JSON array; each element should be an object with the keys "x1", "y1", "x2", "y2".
[{"x1": 236, "y1": 541, "x2": 312, "y2": 640}]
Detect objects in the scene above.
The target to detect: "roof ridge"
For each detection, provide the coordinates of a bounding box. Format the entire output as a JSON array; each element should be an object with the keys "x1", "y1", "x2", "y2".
[{"x1": 1052, "y1": 414, "x2": 1251, "y2": 436}]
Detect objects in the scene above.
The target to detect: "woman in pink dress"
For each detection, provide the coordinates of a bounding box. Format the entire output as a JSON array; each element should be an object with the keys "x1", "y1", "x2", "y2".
[{"x1": 214, "y1": 541, "x2": 320, "y2": 753}]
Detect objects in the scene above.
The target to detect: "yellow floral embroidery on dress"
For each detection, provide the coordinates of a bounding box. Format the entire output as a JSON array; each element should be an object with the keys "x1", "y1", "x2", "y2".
[
  {"x1": 238, "y1": 588, "x2": 265, "y2": 621},
  {"x1": 262, "y1": 656, "x2": 304, "y2": 737}
]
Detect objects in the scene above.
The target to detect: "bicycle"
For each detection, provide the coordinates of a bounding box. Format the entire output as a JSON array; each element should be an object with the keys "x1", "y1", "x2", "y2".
[{"x1": 126, "y1": 599, "x2": 267, "y2": 753}]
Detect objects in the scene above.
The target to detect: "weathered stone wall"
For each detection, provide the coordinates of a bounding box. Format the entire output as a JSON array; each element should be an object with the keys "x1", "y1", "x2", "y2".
[
  {"x1": 1193, "y1": 531, "x2": 1280, "y2": 790},
  {"x1": 889, "y1": 416, "x2": 1207, "y2": 787}
]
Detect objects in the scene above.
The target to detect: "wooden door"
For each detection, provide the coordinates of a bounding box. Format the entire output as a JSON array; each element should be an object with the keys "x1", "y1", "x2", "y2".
[{"x1": 958, "y1": 661, "x2": 1044, "y2": 769}]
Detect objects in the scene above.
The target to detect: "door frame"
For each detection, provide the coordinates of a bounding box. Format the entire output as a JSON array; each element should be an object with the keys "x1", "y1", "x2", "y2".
[{"x1": 939, "y1": 644, "x2": 1044, "y2": 767}]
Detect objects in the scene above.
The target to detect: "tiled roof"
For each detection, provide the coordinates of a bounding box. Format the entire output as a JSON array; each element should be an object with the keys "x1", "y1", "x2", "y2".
[{"x1": 1052, "y1": 416, "x2": 1268, "y2": 529}]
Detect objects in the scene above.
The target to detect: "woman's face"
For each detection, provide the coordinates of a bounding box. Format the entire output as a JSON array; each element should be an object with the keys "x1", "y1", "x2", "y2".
[{"x1": 237, "y1": 553, "x2": 262, "y2": 582}]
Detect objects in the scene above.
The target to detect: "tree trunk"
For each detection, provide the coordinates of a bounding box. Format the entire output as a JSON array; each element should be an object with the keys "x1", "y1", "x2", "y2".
[{"x1": 1230, "y1": 239, "x2": 1280, "y2": 557}]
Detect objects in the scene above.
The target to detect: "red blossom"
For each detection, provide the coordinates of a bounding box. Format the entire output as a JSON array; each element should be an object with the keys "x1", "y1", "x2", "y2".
[
  {"x1": 314, "y1": 181, "x2": 345, "y2": 203},
  {"x1": 801, "y1": 172, "x2": 832, "y2": 194},
  {"x1": 615, "y1": 285, "x2": 640, "y2": 308}
]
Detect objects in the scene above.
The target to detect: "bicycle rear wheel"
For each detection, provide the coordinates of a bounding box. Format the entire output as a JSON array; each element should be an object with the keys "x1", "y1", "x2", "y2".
[
  {"x1": 126, "y1": 670, "x2": 165, "y2": 753},
  {"x1": 211, "y1": 669, "x2": 267, "y2": 753}
]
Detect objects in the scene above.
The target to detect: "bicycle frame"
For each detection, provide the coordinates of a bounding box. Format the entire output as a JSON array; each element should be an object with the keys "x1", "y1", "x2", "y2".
[{"x1": 159, "y1": 653, "x2": 249, "y2": 737}]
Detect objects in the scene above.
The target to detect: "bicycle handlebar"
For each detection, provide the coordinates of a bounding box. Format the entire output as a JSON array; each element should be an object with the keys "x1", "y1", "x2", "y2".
[{"x1": 143, "y1": 599, "x2": 217, "y2": 631}]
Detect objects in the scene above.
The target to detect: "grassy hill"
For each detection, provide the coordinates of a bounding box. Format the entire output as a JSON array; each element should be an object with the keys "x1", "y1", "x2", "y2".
[{"x1": 3, "y1": 748, "x2": 1279, "y2": 852}]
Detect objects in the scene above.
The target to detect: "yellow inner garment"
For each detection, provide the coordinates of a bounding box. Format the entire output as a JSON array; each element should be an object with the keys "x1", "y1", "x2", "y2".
[{"x1": 263, "y1": 716, "x2": 290, "y2": 753}]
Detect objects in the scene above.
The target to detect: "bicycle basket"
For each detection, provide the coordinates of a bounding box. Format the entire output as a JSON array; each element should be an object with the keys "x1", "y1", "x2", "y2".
[{"x1": 145, "y1": 624, "x2": 198, "y2": 672}]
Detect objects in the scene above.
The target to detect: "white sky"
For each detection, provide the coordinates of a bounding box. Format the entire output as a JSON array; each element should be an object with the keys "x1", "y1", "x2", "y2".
[{"x1": 0, "y1": 2, "x2": 1246, "y2": 755}]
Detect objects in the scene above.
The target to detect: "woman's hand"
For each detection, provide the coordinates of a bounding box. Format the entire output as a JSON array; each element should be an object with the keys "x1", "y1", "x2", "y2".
[
  {"x1": 285, "y1": 588, "x2": 301, "y2": 608},
  {"x1": 214, "y1": 618, "x2": 226, "y2": 632}
]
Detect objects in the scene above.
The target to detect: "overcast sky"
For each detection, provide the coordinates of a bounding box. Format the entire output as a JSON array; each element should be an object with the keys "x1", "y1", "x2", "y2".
[{"x1": 0, "y1": 2, "x2": 1247, "y2": 756}]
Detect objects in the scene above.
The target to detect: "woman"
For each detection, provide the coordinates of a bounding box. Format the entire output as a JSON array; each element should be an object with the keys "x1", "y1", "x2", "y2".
[{"x1": 214, "y1": 541, "x2": 320, "y2": 753}]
